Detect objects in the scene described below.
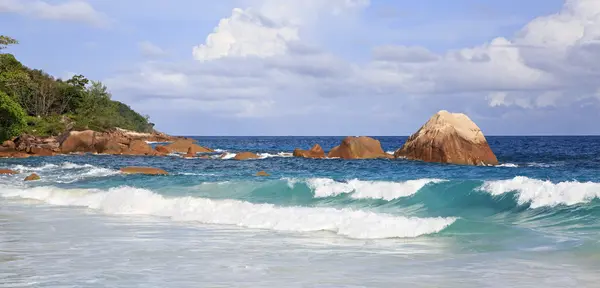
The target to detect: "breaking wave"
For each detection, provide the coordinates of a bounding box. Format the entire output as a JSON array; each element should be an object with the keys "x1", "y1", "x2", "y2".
[
  {"x1": 0, "y1": 185, "x2": 455, "y2": 239},
  {"x1": 478, "y1": 176, "x2": 600, "y2": 208}
]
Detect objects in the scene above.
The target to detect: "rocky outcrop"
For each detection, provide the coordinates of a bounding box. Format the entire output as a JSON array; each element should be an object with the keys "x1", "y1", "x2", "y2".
[
  {"x1": 394, "y1": 110, "x2": 498, "y2": 166},
  {"x1": 0, "y1": 169, "x2": 19, "y2": 174},
  {"x1": 327, "y1": 137, "x2": 388, "y2": 159},
  {"x1": 24, "y1": 173, "x2": 40, "y2": 181},
  {"x1": 293, "y1": 144, "x2": 325, "y2": 159},
  {"x1": 256, "y1": 171, "x2": 270, "y2": 176},
  {"x1": 59, "y1": 130, "x2": 98, "y2": 153},
  {"x1": 120, "y1": 166, "x2": 168, "y2": 175},
  {"x1": 164, "y1": 139, "x2": 213, "y2": 154},
  {"x1": 234, "y1": 152, "x2": 259, "y2": 160}
]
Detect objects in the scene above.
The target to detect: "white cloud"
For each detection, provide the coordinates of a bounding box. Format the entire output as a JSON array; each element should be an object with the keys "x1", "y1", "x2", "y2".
[
  {"x1": 192, "y1": 0, "x2": 369, "y2": 61},
  {"x1": 0, "y1": 0, "x2": 110, "y2": 27},
  {"x1": 107, "y1": 0, "x2": 600, "y2": 129},
  {"x1": 139, "y1": 41, "x2": 167, "y2": 57},
  {"x1": 192, "y1": 7, "x2": 299, "y2": 61}
]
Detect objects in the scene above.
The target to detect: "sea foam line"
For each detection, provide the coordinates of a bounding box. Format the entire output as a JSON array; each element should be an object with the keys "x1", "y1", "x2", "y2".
[
  {"x1": 0, "y1": 185, "x2": 455, "y2": 239},
  {"x1": 289, "y1": 178, "x2": 446, "y2": 200},
  {"x1": 478, "y1": 176, "x2": 600, "y2": 208}
]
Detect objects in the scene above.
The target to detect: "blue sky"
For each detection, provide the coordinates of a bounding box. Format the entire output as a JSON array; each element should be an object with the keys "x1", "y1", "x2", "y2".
[{"x1": 2, "y1": 0, "x2": 599, "y2": 136}]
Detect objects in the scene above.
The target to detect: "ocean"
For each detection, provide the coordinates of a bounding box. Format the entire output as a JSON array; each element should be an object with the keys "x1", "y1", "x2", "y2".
[{"x1": 1, "y1": 136, "x2": 600, "y2": 287}]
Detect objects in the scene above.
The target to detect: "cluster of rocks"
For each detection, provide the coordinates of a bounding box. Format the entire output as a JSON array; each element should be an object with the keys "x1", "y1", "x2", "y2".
[
  {"x1": 291, "y1": 110, "x2": 498, "y2": 166},
  {"x1": 1, "y1": 110, "x2": 499, "y2": 167},
  {"x1": 0, "y1": 128, "x2": 214, "y2": 158}
]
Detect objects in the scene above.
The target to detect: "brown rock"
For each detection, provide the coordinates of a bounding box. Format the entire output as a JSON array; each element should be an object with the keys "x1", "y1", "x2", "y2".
[
  {"x1": 123, "y1": 140, "x2": 154, "y2": 155},
  {"x1": 0, "y1": 169, "x2": 19, "y2": 175},
  {"x1": 394, "y1": 110, "x2": 498, "y2": 166},
  {"x1": 24, "y1": 173, "x2": 40, "y2": 181},
  {"x1": 327, "y1": 137, "x2": 387, "y2": 159},
  {"x1": 95, "y1": 139, "x2": 125, "y2": 155},
  {"x1": 155, "y1": 145, "x2": 171, "y2": 154},
  {"x1": 120, "y1": 166, "x2": 168, "y2": 175},
  {"x1": 59, "y1": 130, "x2": 97, "y2": 153},
  {"x1": 164, "y1": 139, "x2": 213, "y2": 154},
  {"x1": 2, "y1": 140, "x2": 15, "y2": 149},
  {"x1": 233, "y1": 152, "x2": 260, "y2": 160},
  {"x1": 255, "y1": 171, "x2": 270, "y2": 176},
  {"x1": 293, "y1": 144, "x2": 325, "y2": 159},
  {"x1": 29, "y1": 146, "x2": 55, "y2": 156},
  {"x1": 183, "y1": 147, "x2": 196, "y2": 158},
  {"x1": 0, "y1": 149, "x2": 30, "y2": 158}
]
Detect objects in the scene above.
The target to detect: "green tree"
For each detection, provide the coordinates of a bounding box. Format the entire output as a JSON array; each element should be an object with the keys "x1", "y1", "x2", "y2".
[
  {"x1": 0, "y1": 91, "x2": 26, "y2": 141},
  {"x1": 0, "y1": 36, "x2": 18, "y2": 50}
]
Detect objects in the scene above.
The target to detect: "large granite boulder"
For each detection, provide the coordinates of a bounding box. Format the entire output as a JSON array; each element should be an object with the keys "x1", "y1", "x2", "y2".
[
  {"x1": 120, "y1": 166, "x2": 168, "y2": 175},
  {"x1": 293, "y1": 144, "x2": 325, "y2": 159},
  {"x1": 327, "y1": 137, "x2": 388, "y2": 159},
  {"x1": 394, "y1": 110, "x2": 498, "y2": 166},
  {"x1": 59, "y1": 130, "x2": 98, "y2": 153}
]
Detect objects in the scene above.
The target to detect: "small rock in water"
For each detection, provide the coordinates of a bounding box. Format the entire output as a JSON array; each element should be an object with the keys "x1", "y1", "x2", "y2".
[
  {"x1": 24, "y1": 173, "x2": 40, "y2": 181},
  {"x1": 256, "y1": 171, "x2": 270, "y2": 177},
  {"x1": 0, "y1": 169, "x2": 19, "y2": 175},
  {"x1": 120, "y1": 166, "x2": 169, "y2": 175}
]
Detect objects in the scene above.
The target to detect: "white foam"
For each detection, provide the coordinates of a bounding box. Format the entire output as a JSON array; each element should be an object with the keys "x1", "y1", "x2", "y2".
[
  {"x1": 213, "y1": 149, "x2": 226, "y2": 153},
  {"x1": 220, "y1": 152, "x2": 237, "y2": 160},
  {"x1": 258, "y1": 152, "x2": 293, "y2": 159},
  {"x1": 300, "y1": 178, "x2": 445, "y2": 200},
  {"x1": 479, "y1": 176, "x2": 600, "y2": 208},
  {"x1": 496, "y1": 163, "x2": 519, "y2": 168},
  {"x1": 0, "y1": 185, "x2": 455, "y2": 239},
  {"x1": 386, "y1": 151, "x2": 395, "y2": 155},
  {"x1": 6, "y1": 162, "x2": 119, "y2": 183}
]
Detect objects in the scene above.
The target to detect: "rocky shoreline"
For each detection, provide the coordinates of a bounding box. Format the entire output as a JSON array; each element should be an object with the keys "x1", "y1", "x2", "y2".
[{"x1": 1, "y1": 110, "x2": 499, "y2": 168}]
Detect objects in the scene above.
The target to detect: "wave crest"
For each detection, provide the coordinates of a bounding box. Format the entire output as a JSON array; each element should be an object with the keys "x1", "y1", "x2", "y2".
[
  {"x1": 291, "y1": 178, "x2": 445, "y2": 200},
  {"x1": 0, "y1": 185, "x2": 455, "y2": 239},
  {"x1": 479, "y1": 176, "x2": 600, "y2": 208}
]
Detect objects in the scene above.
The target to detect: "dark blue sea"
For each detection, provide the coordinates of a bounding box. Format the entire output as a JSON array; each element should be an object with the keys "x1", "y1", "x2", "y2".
[{"x1": 1, "y1": 136, "x2": 600, "y2": 287}]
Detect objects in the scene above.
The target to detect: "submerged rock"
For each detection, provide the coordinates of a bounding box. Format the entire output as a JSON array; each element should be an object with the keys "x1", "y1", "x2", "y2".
[
  {"x1": 120, "y1": 166, "x2": 168, "y2": 175},
  {"x1": 293, "y1": 144, "x2": 325, "y2": 159},
  {"x1": 24, "y1": 173, "x2": 40, "y2": 181},
  {"x1": 234, "y1": 152, "x2": 260, "y2": 160},
  {"x1": 394, "y1": 110, "x2": 498, "y2": 166},
  {"x1": 328, "y1": 136, "x2": 388, "y2": 159},
  {"x1": 256, "y1": 171, "x2": 270, "y2": 176}
]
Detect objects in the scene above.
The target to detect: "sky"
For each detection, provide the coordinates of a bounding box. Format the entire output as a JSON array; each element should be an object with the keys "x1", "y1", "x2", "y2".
[{"x1": 2, "y1": 0, "x2": 600, "y2": 136}]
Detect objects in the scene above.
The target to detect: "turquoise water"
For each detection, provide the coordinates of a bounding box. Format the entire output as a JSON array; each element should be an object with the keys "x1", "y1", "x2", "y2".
[{"x1": 1, "y1": 136, "x2": 600, "y2": 287}]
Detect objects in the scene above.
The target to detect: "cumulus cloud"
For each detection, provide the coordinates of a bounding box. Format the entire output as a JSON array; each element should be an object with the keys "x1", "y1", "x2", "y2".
[
  {"x1": 106, "y1": 0, "x2": 600, "y2": 134},
  {"x1": 0, "y1": 0, "x2": 110, "y2": 27},
  {"x1": 192, "y1": 0, "x2": 369, "y2": 61}
]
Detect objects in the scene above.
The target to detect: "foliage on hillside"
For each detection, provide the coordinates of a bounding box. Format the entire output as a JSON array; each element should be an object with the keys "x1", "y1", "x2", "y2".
[{"x1": 0, "y1": 36, "x2": 153, "y2": 141}]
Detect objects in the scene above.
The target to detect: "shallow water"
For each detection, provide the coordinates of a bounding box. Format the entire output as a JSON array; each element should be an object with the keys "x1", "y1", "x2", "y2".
[{"x1": 1, "y1": 136, "x2": 600, "y2": 287}]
